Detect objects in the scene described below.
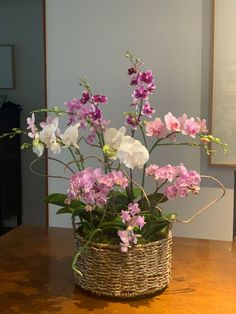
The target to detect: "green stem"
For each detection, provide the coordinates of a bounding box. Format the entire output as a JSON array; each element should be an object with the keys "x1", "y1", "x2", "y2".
[
  {"x1": 156, "y1": 142, "x2": 203, "y2": 148},
  {"x1": 86, "y1": 119, "x2": 109, "y2": 172},
  {"x1": 31, "y1": 107, "x2": 66, "y2": 115},
  {"x1": 83, "y1": 137, "x2": 100, "y2": 148},
  {"x1": 131, "y1": 99, "x2": 143, "y2": 138},
  {"x1": 139, "y1": 124, "x2": 148, "y2": 202},
  {"x1": 72, "y1": 202, "x2": 110, "y2": 276},
  {"x1": 126, "y1": 187, "x2": 132, "y2": 203},
  {"x1": 68, "y1": 147, "x2": 81, "y2": 171},
  {"x1": 99, "y1": 121, "x2": 105, "y2": 146},
  {"x1": 109, "y1": 192, "x2": 117, "y2": 213},
  {"x1": 149, "y1": 131, "x2": 181, "y2": 154},
  {"x1": 141, "y1": 164, "x2": 147, "y2": 189},
  {"x1": 0, "y1": 129, "x2": 26, "y2": 139},
  {"x1": 75, "y1": 149, "x2": 85, "y2": 170},
  {"x1": 72, "y1": 228, "x2": 101, "y2": 276},
  {"x1": 139, "y1": 124, "x2": 148, "y2": 148},
  {"x1": 155, "y1": 180, "x2": 167, "y2": 193},
  {"x1": 96, "y1": 132, "x2": 109, "y2": 173},
  {"x1": 129, "y1": 169, "x2": 134, "y2": 200},
  {"x1": 89, "y1": 212, "x2": 95, "y2": 229},
  {"x1": 154, "y1": 182, "x2": 159, "y2": 193},
  {"x1": 141, "y1": 163, "x2": 147, "y2": 208}
]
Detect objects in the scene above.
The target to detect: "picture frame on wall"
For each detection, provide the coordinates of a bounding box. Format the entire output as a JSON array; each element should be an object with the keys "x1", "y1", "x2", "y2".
[
  {"x1": 0, "y1": 45, "x2": 15, "y2": 89},
  {"x1": 211, "y1": 0, "x2": 236, "y2": 166}
]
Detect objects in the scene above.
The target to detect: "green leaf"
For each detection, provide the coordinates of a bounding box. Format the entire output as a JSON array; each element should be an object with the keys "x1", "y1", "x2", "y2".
[
  {"x1": 133, "y1": 187, "x2": 142, "y2": 199},
  {"x1": 139, "y1": 193, "x2": 168, "y2": 210},
  {"x1": 56, "y1": 207, "x2": 75, "y2": 214},
  {"x1": 112, "y1": 190, "x2": 127, "y2": 198},
  {"x1": 141, "y1": 211, "x2": 176, "y2": 241},
  {"x1": 100, "y1": 216, "x2": 123, "y2": 231},
  {"x1": 45, "y1": 193, "x2": 68, "y2": 206},
  {"x1": 112, "y1": 191, "x2": 128, "y2": 205},
  {"x1": 45, "y1": 193, "x2": 84, "y2": 208},
  {"x1": 80, "y1": 221, "x2": 93, "y2": 237},
  {"x1": 115, "y1": 195, "x2": 128, "y2": 204},
  {"x1": 111, "y1": 188, "x2": 141, "y2": 207},
  {"x1": 142, "y1": 220, "x2": 171, "y2": 241},
  {"x1": 71, "y1": 208, "x2": 94, "y2": 225},
  {"x1": 113, "y1": 216, "x2": 123, "y2": 224}
]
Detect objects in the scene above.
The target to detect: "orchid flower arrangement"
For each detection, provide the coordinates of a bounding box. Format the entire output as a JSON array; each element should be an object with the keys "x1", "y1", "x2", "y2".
[{"x1": 1, "y1": 52, "x2": 226, "y2": 254}]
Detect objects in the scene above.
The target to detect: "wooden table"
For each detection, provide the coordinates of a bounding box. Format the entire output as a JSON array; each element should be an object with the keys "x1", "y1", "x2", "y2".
[{"x1": 0, "y1": 226, "x2": 235, "y2": 314}]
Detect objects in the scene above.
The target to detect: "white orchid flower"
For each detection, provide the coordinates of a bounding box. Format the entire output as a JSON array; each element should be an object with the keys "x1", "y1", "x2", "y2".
[
  {"x1": 103, "y1": 126, "x2": 126, "y2": 159},
  {"x1": 104, "y1": 127, "x2": 149, "y2": 168},
  {"x1": 32, "y1": 134, "x2": 44, "y2": 157},
  {"x1": 104, "y1": 126, "x2": 126, "y2": 150},
  {"x1": 117, "y1": 136, "x2": 149, "y2": 169},
  {"x1": 39, "y1": 117, "x2": 59, "y2": 153},
  {"x1": 50, "y1": 141, "x2": 61, "y2": 155},
  {"x1": 61, "y1": 123, "x2": 80, "y2": 149}
]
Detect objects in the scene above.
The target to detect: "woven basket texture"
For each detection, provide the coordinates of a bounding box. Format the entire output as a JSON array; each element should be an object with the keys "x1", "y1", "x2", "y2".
[{"x1": 73, "y1": 233, "x2": 172, "y2": 298}]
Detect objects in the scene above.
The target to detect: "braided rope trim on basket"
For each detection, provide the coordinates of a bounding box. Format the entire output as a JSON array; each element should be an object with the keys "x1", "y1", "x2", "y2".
[{"x1": 73, "y1": 232, "x2": 172, "y2": 298}]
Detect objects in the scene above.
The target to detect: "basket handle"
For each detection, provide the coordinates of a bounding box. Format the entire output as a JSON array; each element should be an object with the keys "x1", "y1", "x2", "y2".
[{"x1": 176, "y1": 175, "x2": 225, "y2": 223}]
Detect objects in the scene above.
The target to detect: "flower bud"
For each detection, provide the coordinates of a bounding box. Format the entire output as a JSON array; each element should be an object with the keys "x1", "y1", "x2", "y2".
[{"x1": 103, "y1": 144, "x2": 117, "y2": 159}]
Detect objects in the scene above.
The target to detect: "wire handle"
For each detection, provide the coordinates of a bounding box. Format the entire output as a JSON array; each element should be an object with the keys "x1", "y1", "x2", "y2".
[{"x1": 176, "y1": 175, "x2": 225, "y2": 224}]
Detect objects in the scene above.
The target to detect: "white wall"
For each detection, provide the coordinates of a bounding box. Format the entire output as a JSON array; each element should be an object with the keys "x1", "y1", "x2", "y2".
[
  {"x1": 46, "y1": 0, "x2": 234, "y2": 241},
  {"x1": 0, "y1": 0, "x2": 46, "y2": 225}
]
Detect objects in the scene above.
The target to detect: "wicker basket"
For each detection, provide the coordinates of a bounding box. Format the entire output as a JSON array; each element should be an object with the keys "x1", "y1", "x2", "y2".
[{"x1": 73, "y1": 232, "x2": 172, "y2": 298}]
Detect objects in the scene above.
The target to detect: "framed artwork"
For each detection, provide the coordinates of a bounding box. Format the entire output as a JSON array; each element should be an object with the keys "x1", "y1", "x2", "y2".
[
  {"x1": 211, "y1": 0, "x2": 236, "y2": 166},
  {"x1": 0, "y1": 45, "x2": 15, "y2": 89}
]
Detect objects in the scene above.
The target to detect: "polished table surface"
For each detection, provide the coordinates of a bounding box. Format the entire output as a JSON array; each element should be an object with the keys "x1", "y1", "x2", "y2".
[{"x1": 0, "y1": 226, "x2": 235, "y2": 314}]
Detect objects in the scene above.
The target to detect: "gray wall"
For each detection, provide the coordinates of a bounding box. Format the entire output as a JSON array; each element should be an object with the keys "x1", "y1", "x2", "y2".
[
  {"x1": 46, "y1": 0, "x2": 234, "y2": 240},
  {"x1": 0, "y1": 0, "x2": 46, "y2": 225}
]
